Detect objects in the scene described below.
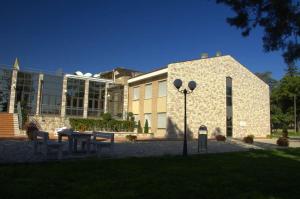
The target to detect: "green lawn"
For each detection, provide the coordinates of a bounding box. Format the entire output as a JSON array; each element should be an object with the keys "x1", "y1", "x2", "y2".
[
  {"x1": 1, "y1": 149, "x2": 300, "y2": 199},
  {"x1": 270, "y1": 131, "x2": 300, "y2": 138}
]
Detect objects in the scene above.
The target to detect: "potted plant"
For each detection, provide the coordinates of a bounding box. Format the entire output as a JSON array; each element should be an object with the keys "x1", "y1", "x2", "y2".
[
  {"x1": 215, "y1": 134, "x2": 226, "y2": 141},
  {"x1": 25, "y1": 120, "x2": 41, "y2": 140},
  {"x1": 243, "y1": 135, "x2": 254, "y2": 144}
]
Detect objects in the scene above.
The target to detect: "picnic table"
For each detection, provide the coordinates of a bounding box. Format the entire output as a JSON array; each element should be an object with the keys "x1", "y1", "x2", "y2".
[{"x1": 58, "y1": 130, "x2": 92, "y2": 153}]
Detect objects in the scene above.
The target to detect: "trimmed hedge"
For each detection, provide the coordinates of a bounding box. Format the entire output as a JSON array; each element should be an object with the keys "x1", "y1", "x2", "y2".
[{"x1": 69, "y1": 118, "x2": 135, "y2": 132}]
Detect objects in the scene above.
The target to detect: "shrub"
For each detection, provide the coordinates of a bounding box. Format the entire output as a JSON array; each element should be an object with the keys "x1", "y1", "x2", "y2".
[
  {"x1": 69, "y1": 118, "x2": 135, "y2": 132},
  {"x1": 20, "y1": 101, "x2": 29, "y2": 129},
  {"x1": 78, "y1": 124, "x2": 87, "y2": 132},
  {"x1": 101, "y1": 113, "x2": 112, "y2": 121},
  {"x1": 144, "y1": 119, "x2": 149, "y2": 134},
  {"x1": 126, "y1": 112, "x2": 134, "y2": 121},
  {"x1": 126, "y1": 135, "x2": 137, "y2": 142},
  {"x1": 215, "y1": 134, "x2": 226, "y2": 141},
  {"x1": 243, "y1": 135, "x2": 254, "y2": 144},
  {"x1": 25, "y1": 120, "x2": 41, "y2": 140},
  {"x1": 277, "y1": 137, "x2": 289, "y2": 147},
  {"x1": 137, "y1": 120, "x2": 143, "y2": 133}
]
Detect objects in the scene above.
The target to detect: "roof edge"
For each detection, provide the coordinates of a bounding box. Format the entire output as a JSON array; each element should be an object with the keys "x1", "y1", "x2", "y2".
[{"x1": 128, "y1": 68, "x2": 168, "y2": 83}]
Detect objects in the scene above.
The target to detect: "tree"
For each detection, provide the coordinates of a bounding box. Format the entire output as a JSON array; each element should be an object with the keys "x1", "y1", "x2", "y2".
[
  {"x1": 144, "y1": 119, "x2": 149, "y2": 134},
  {"x1": 285, "y1": 63, "x2": 299, "y2": 77},
  {"x1": 271, "y1": 76, "x2": 300, "y2": 131},
  {"x1": 137, "y1": 120, "x2": 143, "y2": 133},
  {"x1": 255, "y1": 71, "x2": 278, "y2": 90},
  {"x1": 216, "y1": 0, "x2": 300, "y2": 64}
]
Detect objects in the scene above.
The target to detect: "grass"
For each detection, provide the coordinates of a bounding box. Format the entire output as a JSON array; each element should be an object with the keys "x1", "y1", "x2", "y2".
[
  {"x1": 269, "y1": 131, "x2": 300, "y2": 138},
  {"x1": 1, "y1": 149, "x2": 300, "y2": 199}
]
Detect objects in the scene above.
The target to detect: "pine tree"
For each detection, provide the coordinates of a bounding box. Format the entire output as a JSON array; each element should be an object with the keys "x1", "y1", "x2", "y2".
[
  {"x1": 144, "y1": 119, "x2": 149, "y2": 134},
  {"x1": 137, "y1": 120, "x2": 143, "y2": 133},
  {"x1": 285, "y1": 63, "x2": 299, "y2": 77}
]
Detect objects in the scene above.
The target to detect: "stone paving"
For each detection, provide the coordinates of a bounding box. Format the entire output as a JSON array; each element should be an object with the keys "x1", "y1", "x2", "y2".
[{"x1": 0, "y1": 138, "x2": 299, "y2": 163}]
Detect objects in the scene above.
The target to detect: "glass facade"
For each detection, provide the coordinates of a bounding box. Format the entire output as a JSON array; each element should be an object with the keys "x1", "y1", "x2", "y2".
[
  {"x1": 66, "y1": 78, "x2": 85, "y2": 116},
  {"x1": 226, "y1": 77, "x2": 233, "y2": 137},
  {"x1": 0, "y1": 68, "x2": 12, "y2": 112},
  {"x1": 15, "y1": 71, "x2": 39, "y2": 114},
  {"x1": 41, "y1": 74, "x2": 63, "y2": 115},
  {"x1": 88, "y1": 81, "x2": 105, "y2": 117}
]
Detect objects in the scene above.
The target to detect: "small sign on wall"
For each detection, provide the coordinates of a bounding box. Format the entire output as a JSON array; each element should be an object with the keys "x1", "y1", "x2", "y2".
[{"x1": 239, "y1": 121, "x2": 247, "y2": 127}]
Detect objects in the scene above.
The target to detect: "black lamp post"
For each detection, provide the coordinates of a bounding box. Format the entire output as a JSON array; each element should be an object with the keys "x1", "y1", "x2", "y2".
[{"x1": 173, "y1": 79, "x2": 197, "y2": 156}]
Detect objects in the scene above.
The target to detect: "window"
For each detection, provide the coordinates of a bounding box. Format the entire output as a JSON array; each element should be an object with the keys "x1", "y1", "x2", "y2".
[
  {"x1": 133, "y1": 87, "x2": 139, "y2": 100},
  {"x1": 144, "y1": 113, "x2": 152, "y2": 127},
  {"x1": 157, "y1": 113, "x2": 166, "y2": 128},
  {"x1": 226, "y1": 77, "x2": 233, "y2": 137},
  {"x1": 0, "y1": 68, "x2": 11, "y2": 112},
  {"x1": 88, "y1": 81, "x2": 105, "y2": 117},
  {"x1": 66, "y1": 78, "x2": 85, "y2": 116},
  {"x1": 15, "y1": 71, "x2": 39, "y2": 114},
  {"x1": 107, "y1": 84, "x2": 124, "y2": 117},
  {"x1": 158, "y1": 80, "x2": 167, "y2": 97},
  {"x1": 41, "y1": 74, "x2": 63, "y2": 115},
  {"x1": 134, "y1": 114, "x2": 139, "y2": 123},
  {"x1": 144, "y1": 84, "x2": 152, "y2": 99}
]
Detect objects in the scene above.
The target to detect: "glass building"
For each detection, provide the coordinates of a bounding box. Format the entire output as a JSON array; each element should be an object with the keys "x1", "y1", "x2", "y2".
[{"x1": 2, "y1": 61, "x2": 136, "y2": 122}]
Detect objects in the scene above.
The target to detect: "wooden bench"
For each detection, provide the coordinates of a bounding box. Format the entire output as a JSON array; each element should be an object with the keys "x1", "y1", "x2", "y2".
[
  {"x1": 92, "y1": 132, "x2": 114, "y2": 156},
  {"x1": 33, "y1": 131, "x2": 63, "y2": 160}
]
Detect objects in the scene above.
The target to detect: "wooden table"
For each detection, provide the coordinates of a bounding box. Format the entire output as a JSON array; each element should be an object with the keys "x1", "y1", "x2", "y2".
[{"x1": 58, "y1": 131, "x2": 92, "y2": 153}]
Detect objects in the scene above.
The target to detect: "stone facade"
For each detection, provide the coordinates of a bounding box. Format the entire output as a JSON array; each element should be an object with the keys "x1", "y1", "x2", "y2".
[
  {"x1": 29, "y1": 115, "x2": 70, "y2": 137},
  {"x1": 167, "y1": 55, "x2": 270, "y2": 138}
]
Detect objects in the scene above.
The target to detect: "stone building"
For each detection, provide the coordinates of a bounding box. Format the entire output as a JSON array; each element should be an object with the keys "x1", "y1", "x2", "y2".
[
  {"x1": 126, "y1": 55, "x2": 270, "y2": 138},
  {"x1": 0, "y1": 54, "x2": 270, "y2": 138}
]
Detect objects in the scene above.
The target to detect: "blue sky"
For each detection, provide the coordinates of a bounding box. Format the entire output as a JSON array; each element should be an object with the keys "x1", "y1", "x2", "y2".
[{"x1": 0, "y1": 0, "x2": 287, "y2": 79}]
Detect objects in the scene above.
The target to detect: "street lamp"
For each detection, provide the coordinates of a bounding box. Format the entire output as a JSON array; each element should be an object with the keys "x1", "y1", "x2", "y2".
[{"x1": 173, "y1": 79, "x2": 197, "y2": 156}]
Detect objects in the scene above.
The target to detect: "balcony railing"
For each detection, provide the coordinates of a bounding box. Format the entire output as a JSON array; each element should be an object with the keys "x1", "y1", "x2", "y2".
[
  {"x1": 87, "y1": 108, "x2": 103, "y2": 117},
  {"x1": 40, "y1": 104, "x2": 61, "y2": 115},
  {"x1": 66, "y1": 106, "x2": 84, "y2": 116}
]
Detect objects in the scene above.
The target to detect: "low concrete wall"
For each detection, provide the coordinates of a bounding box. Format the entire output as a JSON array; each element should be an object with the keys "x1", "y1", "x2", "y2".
[{"x1": 29, "y1": 115, "x2": 162, "y2": 140}]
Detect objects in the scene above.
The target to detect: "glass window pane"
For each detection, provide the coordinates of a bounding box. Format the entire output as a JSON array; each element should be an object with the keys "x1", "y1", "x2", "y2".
[
  {"x1": 134, "y1": 114, "x2": 139, "y2": 123},
  {"x1": 226, "y1": 77, "x2": 233, "y2": 137},
  {"x1": 158, "y1": 81, "x2": 167, "y2": 97},
  {"x1": 133, "y1": 87, "x2": 139, "y2": 100},
  {"x1": 144, "y1": 84, "x2": 152, "y2": 99},
  {"x1": 0, "y1": 68, "x2": 11, "y2": 112},
  {"x1": 144, "y1": 113, "x2": 152, "y2": 127},
  {"x1": 157, "y1": 113, "x2": 166, "y2": 128}
]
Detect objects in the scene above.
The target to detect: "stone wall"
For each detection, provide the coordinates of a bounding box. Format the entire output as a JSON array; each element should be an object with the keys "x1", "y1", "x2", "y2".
[
  {"x1": 166, "y1": 55, "x2": 270, "y2": 138},
  {"x1": 29, "y1": 115, "x2": 70, "y2": 136}
]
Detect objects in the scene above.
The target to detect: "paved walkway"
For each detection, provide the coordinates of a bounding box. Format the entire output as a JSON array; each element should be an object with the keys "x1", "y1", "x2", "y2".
[{"x1": 0, "y1": 138, "x2": 299, "y2": 163}]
